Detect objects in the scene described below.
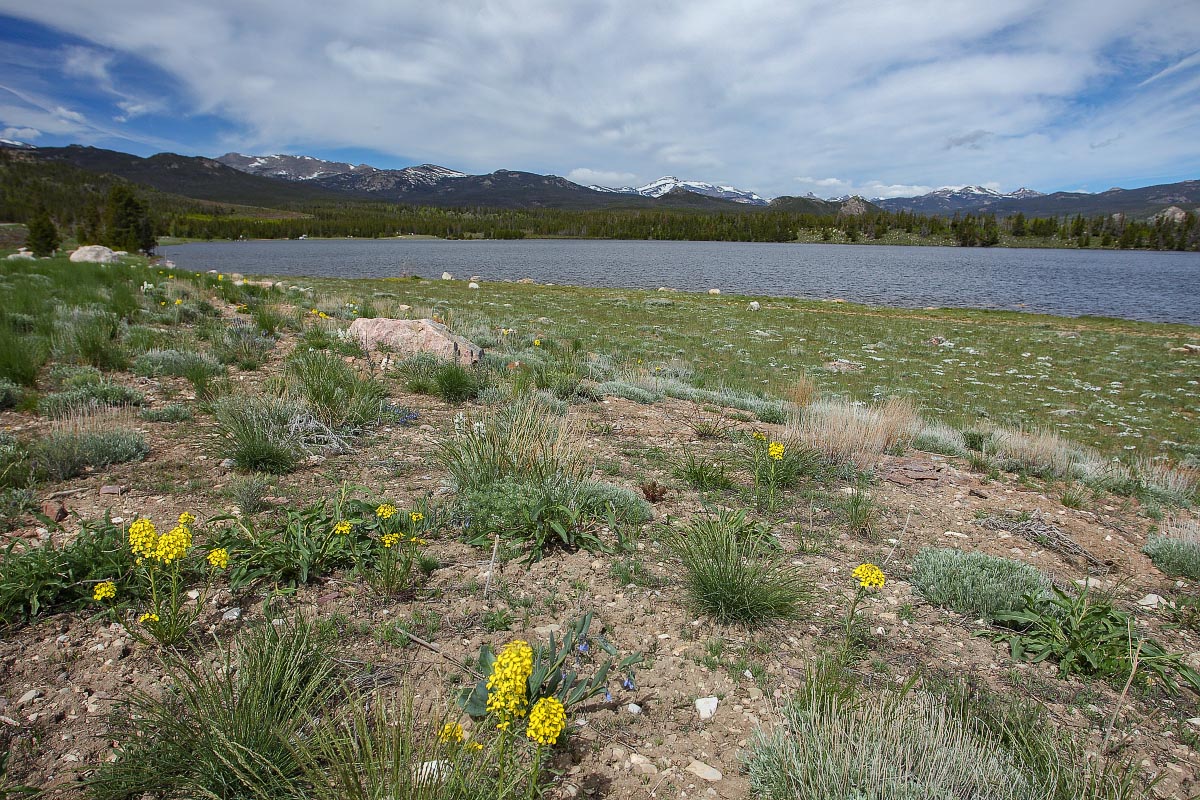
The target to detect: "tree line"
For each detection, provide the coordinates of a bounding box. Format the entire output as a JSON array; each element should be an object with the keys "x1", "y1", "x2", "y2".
[{"x1": 3, "y1": 148, "x2": 1197, "y2": 251}]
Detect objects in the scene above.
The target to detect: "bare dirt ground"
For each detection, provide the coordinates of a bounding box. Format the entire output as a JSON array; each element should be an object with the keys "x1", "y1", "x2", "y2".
[{"x1": 2, "y1": 323, "x2": 1198, "y2": 799}]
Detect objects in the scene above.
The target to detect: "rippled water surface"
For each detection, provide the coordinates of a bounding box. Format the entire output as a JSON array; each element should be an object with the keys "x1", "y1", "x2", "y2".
[{"x1": 160, "y1": 239, "x2": 1200, "y2": 324}]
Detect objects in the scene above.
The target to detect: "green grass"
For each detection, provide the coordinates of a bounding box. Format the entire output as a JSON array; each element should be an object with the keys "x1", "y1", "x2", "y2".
[
  {"x1": 664, "y1": 509, "x2": 809, "y2": 625},
  {"x1": 1144, "y1": 517, "x2": 1200, "y2": 580},
  {"x1": 293, "y1": 276, "x2": 1199, "y2": 463}
]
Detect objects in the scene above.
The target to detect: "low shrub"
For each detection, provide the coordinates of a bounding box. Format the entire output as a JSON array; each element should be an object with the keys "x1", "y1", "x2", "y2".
[
  {"x1": 0, "y1": 433, "x2": 32, "y2": 489},
  {"x1": 227, "y1": 472, "x2": 274, "y2": 516},
  {"x1": 37, "y1": 382, "x2": 144, "y2": 418},
  {"x1": 0, "y1": 486, "x2": 36, "y2": 532},
  {"x1": 1143, "y1": 516, "x2": 1200, "y2": 580},
  {"x1": 139, "y1": 403, "x2": 193, "y2": 423},
  {"x1": 596, "y1": 380, "x2": 660, "y2": 404},
  {"x1": 912, "y1": 419, "x2": 969, "y2": 456},
  {"x1": 31, "y1": 428, "x2": 149, "y2": 481},
  {"x1": 744, "y1": 662, "x2": 1143, "y2": 800},
  {"x1": 664, "y1": 509, "x2": 808, "y2": 625},
  {"x1": 0, "y1": 378, "x2": 23, "y2": 410},
  {"x1": 911, "y1": 547, "x2": 1048, "y2": 620},
  {"x1": 58, "y1": 309, "x2": 127, "y2": 370},
  {"x1": 132, "y1": 349, "x2": 223, "y2": 379}
]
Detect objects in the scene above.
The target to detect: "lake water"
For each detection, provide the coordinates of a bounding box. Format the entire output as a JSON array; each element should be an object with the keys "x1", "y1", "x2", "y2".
[{"x1": 159, "y1": 239, "x2": 1200, "y2": 325}]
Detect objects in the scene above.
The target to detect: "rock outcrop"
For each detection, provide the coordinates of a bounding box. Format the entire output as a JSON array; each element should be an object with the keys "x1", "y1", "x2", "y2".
[
  {"x1": 69, "y1": 245, "x2": 119, "y2": 263},
  {"x1": 347, "y1": 318, "x2": 482, "y2": 365}
]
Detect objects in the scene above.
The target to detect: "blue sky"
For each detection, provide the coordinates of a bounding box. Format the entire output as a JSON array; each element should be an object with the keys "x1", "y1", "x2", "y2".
[{"x1": 1, "y1": 0, "x2": 1199, "y2": 199}]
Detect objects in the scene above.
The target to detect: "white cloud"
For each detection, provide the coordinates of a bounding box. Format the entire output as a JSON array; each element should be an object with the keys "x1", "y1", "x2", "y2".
[
  {"x1": 1, "y1": 126, "x2": 39, "y2": 140},
  {"x1": 0, "y1": 0, "x2": 1198, "y2": 197},
  {"x1": 567, "y1": 168, "x2": 637, "y2": 187}
]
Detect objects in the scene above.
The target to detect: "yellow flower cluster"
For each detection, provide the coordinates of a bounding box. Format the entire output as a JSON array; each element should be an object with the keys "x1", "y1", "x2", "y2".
[
  {"x1": 128, "y1": 518, "x2": 158, "y2": 560},
  {"x1": 333, "y1": 520, "x2": 353, "y2": 536},
  {"x1": 376, "y1": 503, "x2": 397, "y2": 520},
  {"x1": 154, "y1": 524, "x2": 193, "y2": 565},
  {"x1": 486, "y1": 640, "x2": 534, "y2": 721},
  {"x1": 526, "y1": 696, "x2": 567, "y2": 746},
  {"x1": 381, "y1": 533, "x2": 401, "y2": 549},
  {"x1": 207, "y1": 548, "x2": 229, "y2": 570},
  {"x1": 410, "y1": 511, "x2": 424, "y2": 523},
  {"x1": 93, "y1": 580, "x2": 116, "y2": 602},
  {"x1": 138, "y1": 612, "x2": 160, "y2": 624},
  {"x1": 178, "y1": 512, "x2": 196, "y2": 526},
  {"x1": 752, "y1": 431, "x2": 767, "y2": 441},
  {"x1": 768, "y1": 441, "x2": 785, "y2": 461},
  {"x1": 533, "y1": 339, "x2": 541, "y2": 347},
  {"x1": 852, "y1": 563, "x2": 886, "y2": 590},
  {"x1": 438, "y1": 721, "x2": 464, "y2": 744}
]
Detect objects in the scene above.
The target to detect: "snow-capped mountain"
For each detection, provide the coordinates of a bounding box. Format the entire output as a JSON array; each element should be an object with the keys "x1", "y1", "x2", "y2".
[
  {"x1": 874, "y1": 185, "x2": 1045, "y2": 214},
  {"x1": 0, "y1": 138, "x2": 35, "y2": 150},
  {"x1": 217, "y1": 153, "x2": 468, "y2": 197},
  {"x1": 216, "y1": 153, "x2": 359, "y2": 181},
  {"x1": 590, "y1": 176, "x2": 768, "y2": 205}
]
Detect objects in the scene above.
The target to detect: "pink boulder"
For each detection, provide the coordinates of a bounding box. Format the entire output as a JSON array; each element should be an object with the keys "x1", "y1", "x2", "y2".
[{"x1": 347, "y1": 318, "x2": 482, "y2": 365}]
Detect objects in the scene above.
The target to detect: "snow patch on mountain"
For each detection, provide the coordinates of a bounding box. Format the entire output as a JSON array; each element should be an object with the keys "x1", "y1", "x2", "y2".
[{"x1": 590, "y1": 176, "x2": 767, "y2": 205}]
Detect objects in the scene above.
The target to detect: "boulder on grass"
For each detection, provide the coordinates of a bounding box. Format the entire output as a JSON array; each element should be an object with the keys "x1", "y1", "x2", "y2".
[
  {"x1": 69, "y1": 245, "x2": 118, "y2": 263},
  {"x1": 348, "y1": 318, "x2": 482, "y2": 365}
]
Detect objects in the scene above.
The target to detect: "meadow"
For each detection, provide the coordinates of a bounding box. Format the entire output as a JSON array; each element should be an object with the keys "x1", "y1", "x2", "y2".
[{"x1": 0, "y1": 251, "x2": 1197, "y2": 799}]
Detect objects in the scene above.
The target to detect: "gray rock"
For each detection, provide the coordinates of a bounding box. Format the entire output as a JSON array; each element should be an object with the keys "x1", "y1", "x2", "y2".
[
  {"x1": 348, "y1": 317, "x2": 482, "y2": 365},
  {"x1": 16, "y1": 689, "x2": 42, "y2": 707},
  {"x1": 685, "y1": 759, "x2": 722, "y2": 781},
  {"x1": 695, "y1": 696, "x2": 718, "y2": 720}
]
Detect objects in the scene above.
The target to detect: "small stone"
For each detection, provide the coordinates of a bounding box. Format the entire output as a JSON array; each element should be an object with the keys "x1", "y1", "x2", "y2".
[
  {"x1": 533, "y1": 624, "x2": 563, "y2": 637},
  {"x1": 441, "y1": 272, "x2": 453, "y2": 280},
  {"x1": 221, "y1": 607, "x2": 242, "y2": 622},
  {"x1": 695, "y1": 696, "x2": 719, "y2": 720},
  {"x1": 415, "y1": 759, "x2": 450, "y2": 784},
  {"x1": 686, "y1": 759, "x2": 722, "y2": 781},
  {"x1": 708, "y1": 288, "x2": 721, "y2": 295},
  {"x1": 1137, "y1": 594, "x2": 1165, "y2": 609},
  {"x1": 16, "y1": 689, "x2": 42, "y2": 708},
  {"x1": 748, "y1": 301, "x2": 760, "y2": 311},
  {"x1": 630, "y1": 753, "x2": 658, "y2": 776},
  {"x1": 41, "y1": 501, "x2": 68, "y2": 522},
  {"x1": 468, "y1": 282, "x2": 480, "y2": 289},
  {"x1": 99, "y1": 485, "x2": 124, "y2": 496},
  {"x1": 626, "y1": 703, "x2": 642, "y2": 715}
]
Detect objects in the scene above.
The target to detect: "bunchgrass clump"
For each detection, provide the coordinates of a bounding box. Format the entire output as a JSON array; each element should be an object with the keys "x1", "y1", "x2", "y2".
[
  {"x1": 664, "y1": 509, "x2": 808, "y2": 625},
  {"x1": 596, "y1": 380, "x2": 661, "y2": 404},
  {"x1": 89, "y1": 619, "x2": 340, "y2": 800},
  {"x1": 670, "y1": 451, "x2": 735, "y2": 491},
  {"x1": 0, "y1": 378, "x2": 25, "y2": 409},
  {"x1": 286, "y1": 349, "x2": 387, "y2": 431},
  {"x1": 1144, "y1": 516, "x2": 1200, "y2": 580},
  {"x1": 912, "y1": 419, "x2": 969, "y2": 456},
  {"x1": 787, "y1": 396, "x2": 918, "y2": 467},
  {"x1": 212, "y1": 395, "x2": 309, "y2": 474},
  {"x1": 434, "y1": 360, "x2": 484, "y2": 403},
  {"x1": 395, "y1": 352, "x2": 441, "y2": 394},
  {"x1": 0, "y1": 326, "x2": 47, "y2": 386},
  {"x1": 228, "y1": 472, "x2": 274, "y2": 516},
  {"x1": 213, "y1": 322, "x2": 275, "y2": 370},
  {"x1": 911, "y1": 547, "x2": 1048, "y2": 620}
]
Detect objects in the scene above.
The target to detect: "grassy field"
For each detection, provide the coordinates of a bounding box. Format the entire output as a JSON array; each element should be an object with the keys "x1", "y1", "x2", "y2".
[{"x1": 288, "y1": 273, "x2": 1199, "y2": 462}]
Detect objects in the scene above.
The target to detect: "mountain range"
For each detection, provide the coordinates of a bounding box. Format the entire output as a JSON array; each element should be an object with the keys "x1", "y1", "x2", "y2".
[{"x1": 2, "y1": 140, "x2": 1196, "y2": 219}]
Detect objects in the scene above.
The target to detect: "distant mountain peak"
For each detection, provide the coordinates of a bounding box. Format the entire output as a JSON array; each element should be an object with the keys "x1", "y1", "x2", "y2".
[{"x1": 589, "y1": 175, "x2": 767, "y2": 205}]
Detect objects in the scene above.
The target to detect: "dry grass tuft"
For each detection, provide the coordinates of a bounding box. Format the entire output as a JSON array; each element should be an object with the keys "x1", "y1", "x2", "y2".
[
  {"x1": 786, "y1": 396, "x2": 918, "y2": 467},
  {"x1": 782, "y1": 374, "x2": 819, "y2": 407}
]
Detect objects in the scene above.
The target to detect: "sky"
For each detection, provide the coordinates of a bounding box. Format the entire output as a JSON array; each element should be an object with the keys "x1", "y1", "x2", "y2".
[{"x1": 1, "y1": 1, "x2": 1199, "y2": 200}]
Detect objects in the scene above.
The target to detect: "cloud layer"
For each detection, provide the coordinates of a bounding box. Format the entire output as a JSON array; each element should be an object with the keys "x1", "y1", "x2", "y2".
[{"x1": 2, "y1": 1, "x2": 1199, "y2": 198}]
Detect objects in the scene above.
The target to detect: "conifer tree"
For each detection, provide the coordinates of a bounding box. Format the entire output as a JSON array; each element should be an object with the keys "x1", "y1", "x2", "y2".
[{"x1": 26, "y1": 206, "x2": 60, "y2": 257}]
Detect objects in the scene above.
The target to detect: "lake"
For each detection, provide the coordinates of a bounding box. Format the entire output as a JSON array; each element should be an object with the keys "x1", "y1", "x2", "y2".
[{"x1": 159, "y1": 239, "x2": 1200, "y2": 325}]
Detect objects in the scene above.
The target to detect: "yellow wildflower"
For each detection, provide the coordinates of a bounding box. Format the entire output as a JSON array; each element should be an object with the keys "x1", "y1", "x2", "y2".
[
  {"x1": 410, "y1": 511, "x2": 424, "y2": 523},
  {"x1": 138, "y1": 612, "x2": 160, "y2": 624},
  {"x1": 410, "y1": 537, "x2": 428, "y2": 545},
  {"x1": 318, "y1": 312, "x2": 328, "y2": 319},
  {"x1": 207, "y1": 548, "x2": 229, "y2": 570},
  {"x1": 381, "y1": 532, "x2": 401, "y2": 549},
  {"x1": 128, "y1": 518, "x2": 158, "y2": 560},
  {"x1": 533, "y1": 339, "x2": 541, "y2": 347},
  {"x1": 174, "y1": 298, "x2": 182, "y2": 305},
  {"x1": 852, "y1": 563, "x2": 886, "y2": 590},
  {"x1": 486, "y1": 640, "x2": 534, "y2": 720},
  {"x1": 752, "y1": 431, "x2": 767, "y2": 441},
  {"x1": 333, "y1": 520, "x2": 352, "y2": 536},
  {"x1": 438, "y1": 721, "x2": 465, "y2": 744},
  {"x1": 526, "y1": 696, "x2": 567, "y2": 746},
  {"x1": 178, "y1": 512, "x2": 196, "y2": 526},
  {"x1": 376, "y1": 503, "x2": 397, "y2": 520},
  {"x1": 153, "y1": 524, "x2": 192, "y2": 564},
  {"x1": 768, "y1": 441, "x2": 785, "y2": 461},
  {"x1": 93, "y1": 580, "x2": 116, "y2": 602}
]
